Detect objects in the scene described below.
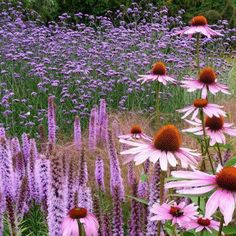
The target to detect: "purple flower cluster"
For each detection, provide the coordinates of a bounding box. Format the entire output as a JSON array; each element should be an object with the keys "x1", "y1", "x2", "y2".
[{"x1": 0, "y1": 2, "x2": 234, "y2": 134}]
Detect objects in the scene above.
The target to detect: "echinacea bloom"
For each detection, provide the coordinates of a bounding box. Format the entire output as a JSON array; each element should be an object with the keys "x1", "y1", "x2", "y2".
[
  {"x1": 181, "y1": 67, "x2": 230, "y2": 98},
  {"x1": 177, "y1": 98, "x2": 226, "y2": 120},
  {"x1": 150, "y1": 201, "x2": 198, "y2": 227},
  {"x1": 120, "y1": 125, "x2": 199, "y2": 171},
  {"x1": 165, "y1": 165, "x2": 236, "y2": 225},
  {"x1": 174, "y1": 16, "x2": 222, "y2": 38},
  {"x1": 118, "y1": 125, "x2": 151, "y2": 141},
  {"x1": 62, "y1": 207, "x2": 99, "y2": 236},
  {"x1": 183, "y1": 116, "x2": 236, "y2": 146},
  {"x1": 138, "y1": 61, "x2": 176, "y2": 85},
  {"x1": 186, "y1": 216, "x2": 220, "y2": 233}
]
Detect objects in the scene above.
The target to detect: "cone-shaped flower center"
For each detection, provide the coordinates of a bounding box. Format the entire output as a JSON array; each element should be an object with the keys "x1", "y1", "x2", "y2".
[
  {"x1": 191, "y1": 16, "x2": 208, "y2": 26},
  {"x1": 69, "y1": 207, "x2": 87, "y2": 219},
  {"x1": 153, "y1": 125, "x2": 182, "y2": 152},
  {"x1": 216, "y1": 167, "x2": 236, "y2": 191},
  {"x1": 193, "y1": 99, "x2": 208, "y2": 108},
  {"x1": 151, "y1": 62, "x2": 166, "y2": 75},
  {"x1": 130, "y1": 125, "x2": 142, "y2": 134},
  {"x1": 169, "y1": 206, "x2": 184, "y2": 217},
  {"x1": 199, "y1": 67, "x2": 216, "y2": 84},
  {"x1": 197, "y1": 217, "x2": 211, "y2": 226},
  {"x1": 205, "y1": 116, "x2": 224, "y2": 131}
]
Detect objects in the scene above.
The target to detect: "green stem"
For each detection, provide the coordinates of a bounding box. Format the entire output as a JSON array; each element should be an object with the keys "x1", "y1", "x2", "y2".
[
  {"x1": 218, "y1": 215, "x2": 224, "y2": 236},
  {"x1": 216, "y1": 143, "x2": 223, "y2": 166},
  {"x1": 157, "y1": 171, "x2": 166, "y2": 236},
  {"x1": 78, "y1": 222, "x2": 83, "y2": 236},
  {"x1": 196, "y1": 33, "x2": 200, "y2": 72},
  {"x1": 156, "y1": 82, "x2": 161, "y2": 125},
  {"x1": 200, "y1": 109, "x2": 215, "y2": 174}
]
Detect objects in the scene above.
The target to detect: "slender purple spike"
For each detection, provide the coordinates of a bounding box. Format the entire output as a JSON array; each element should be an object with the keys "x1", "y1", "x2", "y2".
[
  {"x1": 98, "y1": 99, "x2": 108, "y2": 142},
  {"x1": 223, "y1": 149, "x2": 231, "y2": 164},
  {"x1": 112, "y1": 186, "x2": 124, "y2": 236},
  {"x1": 93, "y1": 194, "x2": 102, "y2": 235},
  {"x1": 22, "y1": 133, "x2": 30, "y2": 168},
  {"x1": 48, "y1": 96, "x2": 56, "y2": 145},
  {"x1": 144, "y1": 160, "x2": 150, "y2": 174},
  {"x1": 78, "y1": 185, "x2": 93, "y2": 212},
  {"x1": 78, "y1": 149, "x2": 88, "y2": 186},
  {"x1": 102, "y1": 214, "x2": 112, "y2": 236},
  {"x1": 67, "y1": 157, "x2": 78, "y2": 211},
  {"x1": 74, "y1": 116, "x2": 82, "y2": 150},
  {"x1": 107, "y1": 131, "x2": 124, "y2": 200},
  {"x1": 146, "y1": 163, "x2": 161, "y2": 236},
  {"x1": 127, "y1": 162, "x2": 135, "y2": 186},
  {"x1": 0, "y1": 184, "x2": 5, "y2": 236},
  {"x1": 47, "y1": 155, "x2": 66, "y2": 236},
  {"x1": 6, "y1": 196, "x2": 16, "y2": 235},
  {"x1": 88, "y1": 106, "x2": 98, "y2": 151},
  {"x1": 111, "y1": 120, "x2": 121, "y2": 137},
  {"x1": 95, "y1": 156, "x2": 105, "y2": 192},
  {"x1": 0, "y1": 137, "x2": 13, "y2": 197},
  {"x1": 129, "y1": 180, "x2": 143, "y2": 236},
  {"x1": 138, "y1": 179, "x2": 148, "y2": 199}
]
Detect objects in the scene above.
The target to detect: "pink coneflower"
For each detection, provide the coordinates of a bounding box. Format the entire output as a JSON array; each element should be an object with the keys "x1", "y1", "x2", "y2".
[
  {"x1": 120, "y1": 125, "x2": 199, "y2": 171},
  {"x1": 62, "y1": 207, "x2": 99, "y2": 236},
  {"x1": 118, "y1": 125, "x2": 151, "y2": 141},
  {"x1": 183, "y1": 116, "x2": 236, "y2": 146},
  {"x1": 165, "y1": 166, "x2": 236, "y2": 225},
  {"x1": 186, "y1": 216, "x2": 220, "y2": 233},
  {"x1": 177, "y1": 98, "x2": 226, "y2": 120},
  {"x1": 138, "y1": 62, "x2": 176, "y2": 85},
  {"x1": 181, "y1": 67, "x2": 230, "y2": 98},
  {"x1": 150, "y1": 201, "x2": 198, "y2": 227},
  {"x1": 174, "y1": 16, "x2": 222, "y2": 38}
]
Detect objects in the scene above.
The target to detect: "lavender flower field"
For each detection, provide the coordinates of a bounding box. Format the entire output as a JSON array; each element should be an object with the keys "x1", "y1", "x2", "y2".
[{"x1": 0, "y1": 1, "x2": 236, "y2": 236}]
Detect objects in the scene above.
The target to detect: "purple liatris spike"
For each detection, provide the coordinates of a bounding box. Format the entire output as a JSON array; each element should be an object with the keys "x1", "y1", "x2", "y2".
[
  {"x1": 127, "y1": 162, "x2": 135, "y2": 186},
  {"x1": 146, "y1": 163, "x2": 161, "y2": 236},
  {"x1": 112, "y1": 186, "x2": 124, "y2": 236},
  {"x1": 129, "y1": 180, "x2": 143, "y2": 236},
  {"x1": 22, "y1": 133, "x2": 30, "y2": 167},
  {"x1": 138, "y1": 179, "x2": 148, "y2": 199},
  {"x1": 95, "y1": 156, "x2": 105, "y2": 191},
  {"x1": 102, "y1": 214, "x2": 112, "y2": 236},
  {"x1": 47, "y1": 155, "x2": 66, "y2": 236},
  {"x1": 6, "y1": 196, "x2": 16, "y2": 235},
  {"x1": 107, "y1": 131, "x2": 124, "y2": 200},
  {"x1": 48, "y1": 96, "x2": 56, "y2": 145},
  {"x1": 78, "y1": 185, "x2": 93, "y2": 212},
  {"x1": 78, "y1": 149, "x2": 88, "y2": 186},
  {"x1": 98, "y1": 99, "x2": 108, "y2": 142},
  {"x1": 0, "y1": 137, "x2": 13, "y2": 197},
  {"x1": 74, "y1": 116, "x2": 82, "y2": 150},
  {"x1": 223, "y1": 149, "x2": 231, "y2": 164},
  {"x1": 0, "y1": 184, "x2": 5, "y2": 236},
  {"x1": 88, "y1": 106, "x2": 98, "y2": 151}
]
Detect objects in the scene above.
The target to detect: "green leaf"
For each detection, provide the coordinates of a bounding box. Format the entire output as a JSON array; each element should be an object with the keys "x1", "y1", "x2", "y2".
[
  {"x1": 223, "y1": 225, "x2": 236, "y2": 235},
  {"x1": 140, "y1": 173, "x2": 148, "y2": 182},
  {"x1": 224, "y1": 156, "x2": 236, "y2": 167},
  {"x1": 126, "y1": 195, "x2": 148, "y2": 205},
  {"x1": 216, "y1": 143, "x2": 233, "y2": 150},
  {"x1": 183, "y1": 232, "x2": 195, "y2": 236}
]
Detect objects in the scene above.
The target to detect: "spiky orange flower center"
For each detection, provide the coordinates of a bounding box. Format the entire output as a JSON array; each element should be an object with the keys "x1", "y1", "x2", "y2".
[
  {"x1": 130, "y1": 125, "x2": 142, "y2": 134},
  {"x1": 69, "y1": 207, "x2": 87, "y2": 219},
  {"x1": 151, "y1": 62, "x2": 166, "y2": 75},
  {"x1": 153, "y1": 125, "x2": 182, "y2": 152},
  {"x1": 193, "y1": 99, "x2": 208, "y2": 108},
  {"x1": 199, "y1": 67, "x2": 216, "y2": 84},
  {"x1": 169, "y1": 206, "x2": 184, "y2": 217},
  {"x1": 205, "y1": 116, "x2": 224, "y2": 131},
  {"x1": 191, "y1": 16, "x2": 208, "y2": 26},
  {"x1": 216, "y1": 167, "x2": 236, "y2": 191},
  {"x1": 197, "y1": 218, "x2": 211, "y2": 226}
]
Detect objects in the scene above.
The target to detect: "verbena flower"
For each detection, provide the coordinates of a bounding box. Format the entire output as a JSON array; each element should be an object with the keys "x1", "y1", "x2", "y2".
[
  {"x1": 183, "y1": 116, "x2": 236, "y2": 146},
  {"x1": 62, "y1": 207, "x2": 99, "y2": 236},
  {"x1": 177, "y1": 98, "x2": 226, "y2": 120},
  {"x1": 166, "y1": 166, "x2": 236, "y2": 225},
  {"x1": 150, "y1": 201, "x2": 198, "y2": 227},
  {"x1": 120, "y1": 125, "x2": 199, "y2": 171},
  {"x1": 186, "y1": 216, "x2": 219, "y2": 233},
  {"x1": 174, "y1": 16, "x2": 222, "y2": 38},
  {"x1": 181, "y1": 67, "x2": 230, "y2": 98},
  {"x1": 118, "y1": 125, "x2": 151, "y2": 140},
  {"x1": 138, "y1": 62, "x2": 176, "y2": 85}
]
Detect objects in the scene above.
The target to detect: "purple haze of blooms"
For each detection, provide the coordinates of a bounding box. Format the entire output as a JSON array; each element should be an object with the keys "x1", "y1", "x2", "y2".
[
  {"x1": 130, "y1": 180, "x2": 143, "y2": 236},
  {"x1": 47, "y1": 155, "x2": 66, "y2": 236},
  {"x1": 73, "y1": 115, "x2": 82, "y2": 150},
  {"x1": 21, "y1": 133, "x2": 30, "y2": 168},
  {"x1": 95, "y1": 156, "x2": 105, "y2": 191},
  {"x1": 48, "y1": 96, "x2": 56, "y2": 145},
  {"x1": 88, "y1": 106, "x2": 98, "y2": 151},
  {"x1": 112, "y1": 186, "x2": 124, "y2": 236},
  {"x1": 146, "y1": 163, "x2": 161, "y2": 236},
  {"x1": 107, "y1": 131, "x2": 124, "y2": 200}
]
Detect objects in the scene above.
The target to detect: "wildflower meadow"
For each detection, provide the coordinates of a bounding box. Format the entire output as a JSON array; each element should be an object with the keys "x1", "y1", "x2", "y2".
[{"x1": 0, "y1": 1, "x2": 236, "y2": 236}]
